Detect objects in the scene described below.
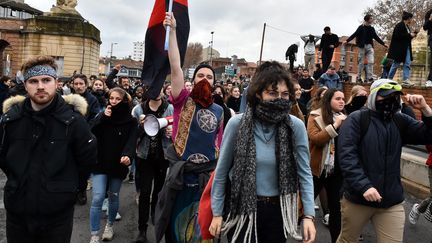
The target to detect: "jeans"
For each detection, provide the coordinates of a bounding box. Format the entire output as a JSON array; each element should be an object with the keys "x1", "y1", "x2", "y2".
[
  {"x1": 90, "y1": 174, "x2": 122, "y2": 234},
  {"x1": 136, "y1": 156, "x2": 168, "y2": 231},
  {"x1": 6, "y1": 209, "x2": 74, "y2": 243},
  {"x1": 358, "y1": 44, "x2": 375, "y2": 80},
  {"x1": 388, "y1": 48, "x2": 412, "y2": 81},
  {"x1": 305, "y1": 54, "x2": 315, "y2": 73}
]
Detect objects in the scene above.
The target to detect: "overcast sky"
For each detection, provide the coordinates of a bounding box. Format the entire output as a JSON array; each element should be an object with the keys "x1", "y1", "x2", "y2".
[{"x1": 25, "y1": 0, "x2": 378, "y2": 64}]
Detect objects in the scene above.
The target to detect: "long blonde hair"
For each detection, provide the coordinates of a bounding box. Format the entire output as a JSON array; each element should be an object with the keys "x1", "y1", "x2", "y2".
[{"x1": 346, "y1": 85, "x2": 367, "y2": 105}]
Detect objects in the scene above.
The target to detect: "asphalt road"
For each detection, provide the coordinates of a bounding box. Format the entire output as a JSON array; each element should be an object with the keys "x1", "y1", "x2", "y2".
[{"x1": 0, "y1": 173, "x2": 431, "y2": 243}]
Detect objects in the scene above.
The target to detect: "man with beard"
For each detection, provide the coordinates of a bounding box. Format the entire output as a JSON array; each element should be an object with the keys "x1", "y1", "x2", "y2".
[
  {"x1": 71, "y1": 74, "x2": 101, "y2": 205},
  {"x1": 337, "y1": 79, "x2": 432, "y2": 243},
  {"x1": 154, "y1": 12, "x2": 224, "y2": 243},
  {"x1": 0, "y1": 56, "x2": 97, "y2": 243}
]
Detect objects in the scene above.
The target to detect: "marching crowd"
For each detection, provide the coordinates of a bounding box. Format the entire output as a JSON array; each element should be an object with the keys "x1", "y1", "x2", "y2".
[{"x1": 0, "y1": 9, "x2": 432, "y2": 243}]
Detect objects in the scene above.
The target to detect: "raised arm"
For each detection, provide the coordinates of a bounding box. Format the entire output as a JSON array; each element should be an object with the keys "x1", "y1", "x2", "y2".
[{"x1": 164, "y1": 12, "x2": 184, "y2": 99}]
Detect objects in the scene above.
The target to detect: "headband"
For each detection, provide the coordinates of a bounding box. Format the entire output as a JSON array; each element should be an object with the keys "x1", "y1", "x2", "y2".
[{"x1": 24, "y1": 65, "x2": 57, "y2": 81}]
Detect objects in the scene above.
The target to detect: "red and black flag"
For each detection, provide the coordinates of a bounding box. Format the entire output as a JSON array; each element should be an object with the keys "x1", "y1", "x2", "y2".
[{"x1": 141, "y1": 0, "x2": 189, "y2": 99}]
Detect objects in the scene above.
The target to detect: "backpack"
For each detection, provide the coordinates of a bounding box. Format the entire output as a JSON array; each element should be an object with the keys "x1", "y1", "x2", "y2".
[
  {"x1": 359, "y1": 109, "x2": 406, "y2": 142},
  {"x1": 304, "y1": 38, "x2": 316, "y2": 48}
]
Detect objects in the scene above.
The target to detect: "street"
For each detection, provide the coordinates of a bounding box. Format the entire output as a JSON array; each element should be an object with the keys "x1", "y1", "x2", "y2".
[{"x1": 0, "y1": 172, "x2": 431, "y2": 243}]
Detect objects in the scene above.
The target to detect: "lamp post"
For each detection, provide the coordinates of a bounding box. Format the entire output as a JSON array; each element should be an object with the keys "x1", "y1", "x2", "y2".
[
  {"x1": 108, "y1": 42, "x2": 117, "y2": 73},
  {"x1": 210, "y1": 31, "x2": 214, "y2": 66}
]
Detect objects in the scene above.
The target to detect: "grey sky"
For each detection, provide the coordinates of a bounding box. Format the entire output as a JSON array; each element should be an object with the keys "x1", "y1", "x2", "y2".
[{"x1": 25, "y1": 0, "x2": 378, "y2": 64}]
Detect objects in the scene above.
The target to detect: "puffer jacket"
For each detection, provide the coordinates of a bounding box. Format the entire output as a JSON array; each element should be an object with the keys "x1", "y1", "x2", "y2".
[
  {"x1": 0, "y1": 94, "x2": 97, "y2": 216},
  {"x1": 338, "y1": 110, "x2": 432, "y2": 208}
]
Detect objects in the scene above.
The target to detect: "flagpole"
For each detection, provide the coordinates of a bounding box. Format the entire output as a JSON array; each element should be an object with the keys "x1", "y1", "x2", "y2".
[
  {"x1": 259, "y1": 23, "x2": 266, "y2": 65},
  {"x1": 164, "y1": 0, "x2": 174, "y2": 51}
]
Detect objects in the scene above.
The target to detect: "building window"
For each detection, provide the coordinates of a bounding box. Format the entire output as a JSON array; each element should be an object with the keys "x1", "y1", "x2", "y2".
[{"x1": 10, "y1": 9, "x2": 16, "y2": 17}]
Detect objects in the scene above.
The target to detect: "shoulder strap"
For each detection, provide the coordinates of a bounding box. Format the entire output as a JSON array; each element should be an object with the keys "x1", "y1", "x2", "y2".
[{"x1": 359, "y1": 109, "x2": 370, "y2": 142}]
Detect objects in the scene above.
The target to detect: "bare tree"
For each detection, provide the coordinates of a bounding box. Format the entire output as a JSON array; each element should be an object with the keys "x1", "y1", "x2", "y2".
[
  {"x1": 183, "y1": 42, "x2": 203, "y2": 69},
  {"x1": 364, "y1": 0, "x2": 432, "y2": 40}
]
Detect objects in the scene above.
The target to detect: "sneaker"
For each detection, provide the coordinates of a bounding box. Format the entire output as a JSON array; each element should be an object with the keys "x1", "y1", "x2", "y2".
[
  {"x1": 426, "y1": 80, "x2": 432, "y2": 88},
  {"x1": 322, "y1": 213, "x2": 329, "y2": 226},
  {"x1": 409, "y1": 203, "x2": 420, "y2": 225},
  {"x1": 368, "y1": 78, "x2": 374, "y2": 83},
  {"x1": 356, "y1": 78, "x2": 363, "y2": 83},
  {"x1": 86, "y1": 179, "x2": 92, "y2": 191},
  {"x1": 105, "y1": 211, "x2": 122, "y2": 221},
  {"x1": 116, "y1": 212, "x2": 122, "y2": 221},
  {"x1": 90, "y1": 235, "x2": 100, "y2": 243},
  {"x1": 102, "y1": 224, "x2": 114, "y2": 241},
  {"x1": 358, "y1": 234, "x2": 364, "y2": 241},
  {"x1": 314, "y1": 204, "x2": 319, "y2": 210},
  {"x1": 102, "y1": 198, "x2": 108, "y2": 212},
  {"x1": 402, "y1": 80, "x2": 414, "y2": 87}
]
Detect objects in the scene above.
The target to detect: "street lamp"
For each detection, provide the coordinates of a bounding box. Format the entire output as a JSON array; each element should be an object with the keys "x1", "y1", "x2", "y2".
[
  {"x1": 210, "y1": 31, "x2": 214, "y2": 66},
  {"x1": 108, "y1": 42, "x2": 118, "y2": 73},
  {"x1": 110, "y1": 42, "x2": 118, "y2": 58}
]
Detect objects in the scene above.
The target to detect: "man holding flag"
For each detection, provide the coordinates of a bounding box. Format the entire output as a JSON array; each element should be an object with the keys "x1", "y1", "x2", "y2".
[
  {"x1": 153, "y1": 11, "x2": 224, "y2": 243},
  {"x1": 141, "y1": 0, "x2": 189, "y2": 100}
]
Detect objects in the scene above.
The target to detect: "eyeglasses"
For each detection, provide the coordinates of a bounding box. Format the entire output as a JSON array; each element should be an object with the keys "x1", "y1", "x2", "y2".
[
  {"x1": 370, "y1": 83, "x2": 402, "y2": 94},
  {"x1": 264, "y1": 90, "x2": 290, "y2": 99}
]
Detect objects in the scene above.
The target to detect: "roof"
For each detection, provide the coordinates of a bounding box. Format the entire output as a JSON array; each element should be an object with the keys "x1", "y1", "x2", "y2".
[
  {"x1": 0, "y1": 0, "x2": 43, "y2": 15},
  {"x1": 112, "y1": 59, "x2": 143, "y2": 69}
]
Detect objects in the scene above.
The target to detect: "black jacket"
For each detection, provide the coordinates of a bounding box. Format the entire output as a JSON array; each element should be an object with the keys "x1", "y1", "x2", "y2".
[
  {"x1": 319, "y1": 33, "x2": 340, "y2": 51},
  {"x1": 91, "y1": 102, "x2": 138, "y2": 179},
  {"x1": 285, "y1": 44, "x2": 298, "y2": 60},
  {"x1": 0, "y1": 94, "x2": 97, "y2": 216},
  {"x1": 338, "y1": 110, "x2": 432, "y2": 208},
  {"x1": 346, "y1": 24, "x2": 385, "y2": 48},
  {"x1": 0, "y1": 82, "x2": 9, "y2": 115},
  {"x1": 388, "y1": 21, "x2": 414, "y2": 63}
]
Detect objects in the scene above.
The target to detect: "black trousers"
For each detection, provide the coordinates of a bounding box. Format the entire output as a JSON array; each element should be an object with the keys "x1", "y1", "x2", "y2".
[
  {"x1": 6, "y1": 208, "x2": 74, "y2": 243},
  {"x1": 137, "y1": 156, "x2": 168, "y2": 231},
  {"x1": 227, "y1": 200, "x2": 286, "y2": 243},
  {"x1": 289, "y1": 57, "x2": 295, "y2": 73},
  {"x1": 313, "y1": 172, "x2": 343, "y2": 243},
  {"x1": 321, "y1": 49, "x2": 334, "y2": 72}
]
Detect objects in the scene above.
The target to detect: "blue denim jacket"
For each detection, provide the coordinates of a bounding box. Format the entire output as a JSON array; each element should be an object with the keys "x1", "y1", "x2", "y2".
[{"x1": 132, "y1": 103, "x2": 174, "y2": 159}]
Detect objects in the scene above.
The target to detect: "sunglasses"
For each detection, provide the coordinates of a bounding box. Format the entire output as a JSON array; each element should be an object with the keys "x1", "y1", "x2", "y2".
[{"x1": 370, "y1": 83, "x2": 402, "y2": 94}]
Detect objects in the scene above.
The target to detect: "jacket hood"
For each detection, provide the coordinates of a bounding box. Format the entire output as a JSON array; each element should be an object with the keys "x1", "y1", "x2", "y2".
[
  {"x1": 367, "y1": 79, "x2": 399, "y2": 111},
  {"x1": 3, "y1": 94, "x2": 88, "y2": 116}
]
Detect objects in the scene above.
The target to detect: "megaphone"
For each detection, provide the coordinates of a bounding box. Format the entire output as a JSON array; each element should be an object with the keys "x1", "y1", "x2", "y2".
[{"x1": 143, "y1": 114, "x2": 173, "y2": 137}]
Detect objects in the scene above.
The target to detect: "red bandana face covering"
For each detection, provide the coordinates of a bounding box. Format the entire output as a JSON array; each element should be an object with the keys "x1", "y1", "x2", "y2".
[{"x1": 190, "y1": 79, "x2": 213, "y2": 108}]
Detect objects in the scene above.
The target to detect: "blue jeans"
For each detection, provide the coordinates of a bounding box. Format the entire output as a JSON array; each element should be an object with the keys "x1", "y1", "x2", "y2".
[
  {"x1": 90, "y1": 174, "x2": 122, "y2": 234},
  {"x1": 388, "y1": 48, "x2": 411, "y2": 81}
]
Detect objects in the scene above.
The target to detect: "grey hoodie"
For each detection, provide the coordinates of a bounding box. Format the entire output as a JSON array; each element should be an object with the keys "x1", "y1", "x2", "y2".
[{"x1": 367, "y1": 79, "x2": 400, "y2": 111}]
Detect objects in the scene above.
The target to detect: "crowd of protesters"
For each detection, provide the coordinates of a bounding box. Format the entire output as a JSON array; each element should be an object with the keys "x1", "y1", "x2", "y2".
[{"x1": 0, "y1": 9, "x2": 432, "y2": 243}]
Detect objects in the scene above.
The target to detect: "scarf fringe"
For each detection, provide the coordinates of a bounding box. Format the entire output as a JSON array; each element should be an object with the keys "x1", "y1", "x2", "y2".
[{"x1": 221, "y1": 194, "x2": 300, "y2": 243}]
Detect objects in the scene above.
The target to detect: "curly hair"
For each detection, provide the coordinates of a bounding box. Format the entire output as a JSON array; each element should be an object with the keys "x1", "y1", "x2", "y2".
[{"x1": 247, "y1": 61, "x2": 294, "y2": 108}]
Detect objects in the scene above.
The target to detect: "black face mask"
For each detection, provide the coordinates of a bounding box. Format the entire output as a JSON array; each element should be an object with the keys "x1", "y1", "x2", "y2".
[
  {"x1": 351, "y1": 96, "x2": 367, "y2": 110},
  {"x1": 375, "y1": 95, "x2": 401, "y2": 120}
]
